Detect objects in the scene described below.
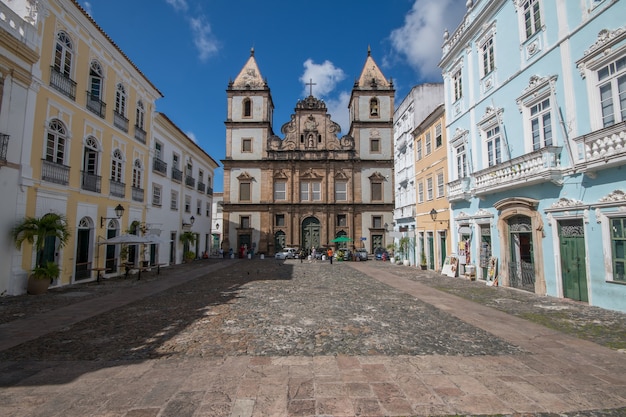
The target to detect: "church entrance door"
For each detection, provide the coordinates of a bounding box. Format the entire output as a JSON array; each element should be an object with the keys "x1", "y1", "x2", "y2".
[{"x1": 302, "y1": 217, "x2": 321, "y2": 251}]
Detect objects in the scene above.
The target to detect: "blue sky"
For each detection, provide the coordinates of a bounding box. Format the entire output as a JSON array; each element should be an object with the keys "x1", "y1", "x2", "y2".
[{"x1": 77, "y1": 0, "x2": 466, "y2": 192}]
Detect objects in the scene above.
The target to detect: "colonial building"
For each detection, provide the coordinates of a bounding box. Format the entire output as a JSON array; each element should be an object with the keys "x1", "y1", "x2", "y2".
[
  {"x1": 412, "y1": 103, "x2": 451, "y2": 272},
  {"x1": 3, "y1": 0, "x2": 219, "y2": 294},
  {"x1": 222, "y1": 48, "x2": 395, "y2": 256},
  {"x1": 393, "y1": 83, "x2": 444, "y2": 266},
  {"x1": 440, "y1": 0, "x2": 626, "y2": 312}
]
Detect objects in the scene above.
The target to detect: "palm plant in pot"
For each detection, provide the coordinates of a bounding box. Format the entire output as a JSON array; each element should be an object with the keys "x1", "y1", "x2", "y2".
[
  {"x1": 420, "y1": 250, "x2": 428, "y2": 270},
  {"x1": 180, "y1": 231, "x2": 197, "y2": 262},
  {"x1": 11, "y1": 213, "x2": 70, "y2": 294}
]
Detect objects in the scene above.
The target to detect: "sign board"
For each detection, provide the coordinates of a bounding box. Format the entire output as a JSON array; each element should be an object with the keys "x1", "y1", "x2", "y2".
[
  {"x1": 441, "y1": 254, "x2": 459, "y2": 278},
  {"x1": 361, "y1": 237, "x2": 367, "y2": 241}
]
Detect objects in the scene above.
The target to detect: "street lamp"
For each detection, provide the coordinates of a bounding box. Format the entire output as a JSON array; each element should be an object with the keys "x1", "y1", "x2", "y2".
[
  {"x1": 429, "y1": 208, "x2": 438, "y2": 222},
  {"x1": 100, "y1": 204, "x2": 125, "y2": 228},
  {"x1": 182, "y1": 215, "x2": 195, "y2": 228}
]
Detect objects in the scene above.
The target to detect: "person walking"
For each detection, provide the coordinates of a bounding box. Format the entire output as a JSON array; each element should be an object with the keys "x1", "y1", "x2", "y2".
[{"x1": 327, "y1": 248, "x2": 333, "y2": 264}]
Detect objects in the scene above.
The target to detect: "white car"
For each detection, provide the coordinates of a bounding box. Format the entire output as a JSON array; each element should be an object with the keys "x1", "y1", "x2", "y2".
[{"x1": 275, "y1": 247, "x2": 298, "y2": 259}]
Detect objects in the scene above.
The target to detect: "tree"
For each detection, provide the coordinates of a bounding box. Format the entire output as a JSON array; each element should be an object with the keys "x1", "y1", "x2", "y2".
[{"x1": 11, "y1": 213, "x2": 71, "y2": 268}]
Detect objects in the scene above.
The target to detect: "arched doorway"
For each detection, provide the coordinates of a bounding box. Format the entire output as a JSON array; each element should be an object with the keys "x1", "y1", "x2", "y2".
[
  {"x1": 301, "y1": 217, "x2": 320, "y2": 251},
  {"x1": 105, "y1": 219, "x2": 120, "y2": 273},
  {"x1": 274, "y1": 230, "x2": 286, "y2": 252},
  {"x1": 508, "y1": 215, "x2": 535, "y2": 292},
  {"x1": 75, "y1": 217, "x2": 93, "y2": 281}
]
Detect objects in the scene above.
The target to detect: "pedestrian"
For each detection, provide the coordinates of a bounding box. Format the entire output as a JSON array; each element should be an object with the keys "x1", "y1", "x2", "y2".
[
  {"x1": 327, "y1": 248, "x2": 333, "y2": 264},
  {"x1": 311, "y1": 247, "x2": 316, "y2": 262},
  {"x1": 228, "y1": 248, "x2": 233, "y2": 259}
]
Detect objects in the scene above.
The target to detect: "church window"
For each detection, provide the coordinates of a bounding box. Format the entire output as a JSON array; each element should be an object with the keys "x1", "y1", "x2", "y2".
[
  {"x1": 335, "y1": 181, "x2": 347, "y2": 201},
  {"x1": 274, "y1": 180, "x2": 286, "y2": 201},
  {"x1": 337, "y1": 214, "x2": 347, "y2": 227},
  {"x1": 370, "y1": 138, "x2": 380, "y2": 153},
  {"x1": 239, "y1": 181, "x2": 251, "y2": 201},
  {"x1": 370, "y1": 98, "x2": 379, "y2": 117},
  {"x1": 371, "y1": 181, "x2": 382, "y2": 201},
  {"x1": 372, "y1": 216, "x2": 382, "y2": 228},
  {"x1": 240, "y1": 216, "x2": 250, "y2": 229},
  {"x1": 242, "y1": 138, "x2": 252, "y2": 152},
  {"x1": 243, "y1": 98, "x2": 252, "y2": 118},
  {"x1": 275, "y1": 214, "x2": 285, "y2": 226},
  {"x1": 300, "y1": 181, "x2": 321, "y2": 201}
]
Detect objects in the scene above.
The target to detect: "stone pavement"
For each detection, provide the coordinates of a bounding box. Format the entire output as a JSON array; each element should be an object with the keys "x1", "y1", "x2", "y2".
[{"x1": 0, "y1": 258, "x2": 624, "y2": 416}]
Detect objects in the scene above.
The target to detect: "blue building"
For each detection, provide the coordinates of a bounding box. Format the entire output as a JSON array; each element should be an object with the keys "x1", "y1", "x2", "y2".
[{"x1": 440, "y1": 0, "x2": 626, "y2": 312}]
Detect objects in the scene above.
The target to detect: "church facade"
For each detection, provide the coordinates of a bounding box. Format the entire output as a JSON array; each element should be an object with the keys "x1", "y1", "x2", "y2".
[{"x1": 221, "y1": 49, "x2": 395, "y2": 256}]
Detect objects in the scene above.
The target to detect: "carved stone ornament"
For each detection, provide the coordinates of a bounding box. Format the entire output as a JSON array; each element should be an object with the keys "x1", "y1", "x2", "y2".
[
  {"x1": 548, "y1": 198, "x2": 584, "y2": 210},
  {"x1": 598, "y1": 189, "x2": 626, "y2": 203},
  {"x1": 582, "y1": 26, "x2": 626, "y2": 59}
]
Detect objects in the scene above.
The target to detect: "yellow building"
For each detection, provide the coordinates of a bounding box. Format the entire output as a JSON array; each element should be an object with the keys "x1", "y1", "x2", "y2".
[
  {"x1": 413, "y1": 104, "x2": 451, "y2": 270},
  {"x1": 21, "y1": 0, "x2": 162, "y2": 288}
]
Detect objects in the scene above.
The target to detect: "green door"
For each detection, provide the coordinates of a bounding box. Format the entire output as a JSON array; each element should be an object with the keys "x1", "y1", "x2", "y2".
[{"x1": 558, "y1": 219, "x2": 588, "y2": 302}]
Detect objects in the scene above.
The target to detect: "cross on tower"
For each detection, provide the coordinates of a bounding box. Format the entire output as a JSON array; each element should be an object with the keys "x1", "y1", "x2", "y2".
[{"x1": 306, "y1": 78, "x2": 316, "y2": 96}]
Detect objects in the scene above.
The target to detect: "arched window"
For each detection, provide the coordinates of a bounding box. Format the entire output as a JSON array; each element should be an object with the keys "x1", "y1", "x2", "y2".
[
  {"x1": 89, "y1": 61, "x2": 103, "y2": 100},
  {"x1": 135, "y1": 100, "x2": 145, "y2": 129},
  {"x1": 111, "y1": 149, "x2": 123, "y2": 182},
  {"x1": 243, "y1": 98, "x2": 252, "y2": 117},
  {"x1": 83, "y1": 136, "x2": 99, "y2": 175},
  {"x1": 370, "y1": 98, "x2": 379, "y2": 117},
  {"x1": 132, "y1": 159, "x2": 142, "y2": 188},
  {"x1": 54, "y1": 31, "x2": 73, "y2": 77},
  {"x1": 115, "y1": 83, "x2": 127, "y2": 115},
  {"x1": 46, "y1": 119, "x2": 67, "y2": 164}
]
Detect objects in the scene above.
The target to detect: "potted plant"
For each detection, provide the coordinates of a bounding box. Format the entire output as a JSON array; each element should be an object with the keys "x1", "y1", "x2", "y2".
[
  {"x1": 398, "y1": 236, "x2": 411, "y2": 266},
  {"x1": 179, "y1": 232, "x2": 197, "y2": 262},
  {"x1": 11, "y1": 213, "x2": 70, "y2": 294},
  {"x1": 420, "y1": 250, "x2": 428, "y2": 270},
  {"x1": 386, "y1": 243, "x2": 397, "y2": 264},
  {"x1": 28, "y1": 262, "x2": 60, "y2": 294},
  {"x1": 183, "y1": 250, "x2": 196, "y2": 263}
]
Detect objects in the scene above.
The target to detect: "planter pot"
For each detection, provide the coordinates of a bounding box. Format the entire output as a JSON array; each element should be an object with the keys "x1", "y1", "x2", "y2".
[
  {"x1": 403, "y1": 260, "x2": 410, "y2": 266},
  {"x1": 420, "y1": 265, "x2": 427, "y2": 270},
  {"x1": 390, "y1": 257, "x2": 395, "y2": 264},
  {"x1": 27, "y1": 275, "x2": 50, "y2": 295}
]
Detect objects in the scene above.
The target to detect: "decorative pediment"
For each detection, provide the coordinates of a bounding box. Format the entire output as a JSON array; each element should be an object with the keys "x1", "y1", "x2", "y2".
[
  {"x1": 237, "y1": 171, "x2": 254, "y2": 181},
  {"x1": 334, "y1": 170, "x2": 350, "y2": 181},
  {"x1": 598, "y1": 189, "x2": 626, "y2": 204},
  {"x1": 368, "y1": 172, "x2": 387, "y2": 181},
  {"x1": 477, "y1": 105, "x2": 503, "y2": 130},
  {"x1": 300, "y1": 168, "x2": 323, "y2": 180},
  {"x1": 582, "y1": 26, "x2": 626, "y2": 59},
  {"x1": 548, "y1": 198, "x2": 584, "y2": 209},
  {"x1": 472, "y1": 209, "x2": 494, "y2": 219},
  {"x1": 273, "y1": 169, "x2": 288, "y2": 180},
  {"x1": 450, "y1": 127, "x2": 468, "y2": 147},
  {"x1": 516, "y1": 75, "x2": 557, "y2": 111}
]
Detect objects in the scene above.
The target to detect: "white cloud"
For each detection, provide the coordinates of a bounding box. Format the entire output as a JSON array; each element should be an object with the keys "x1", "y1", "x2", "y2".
[
  {"x1": 165, "y1": 0, "x2": 188, "y2": 12},
  {"x1": 325, "y1": 91, "x2": 351, "y2": 135},
  {"x1": 299, "y1": 59, "x2": 346, "y2": 98},
  {"x1": 390, "y1": 0, "x2": 466, "y2": 79},
  {"x1": 189, "y1": 16, "x2": 219, "y2": 61},
  {"x1": 83, "y1": 1, "x2": 93, "y2": 16}
]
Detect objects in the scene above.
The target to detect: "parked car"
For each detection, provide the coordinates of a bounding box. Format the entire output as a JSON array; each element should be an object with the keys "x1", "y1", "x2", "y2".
[
  {"x1": 275, "y1": 247, "x2": 298, "y2": 260},
  {"x1": 355, "y1": 248, "x2": 368, "y2": 261}
]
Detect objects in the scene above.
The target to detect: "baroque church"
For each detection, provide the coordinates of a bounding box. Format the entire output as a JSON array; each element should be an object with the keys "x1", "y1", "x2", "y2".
[{"x1": 221, "y1": 48, "x2": 395, "y2": 256}]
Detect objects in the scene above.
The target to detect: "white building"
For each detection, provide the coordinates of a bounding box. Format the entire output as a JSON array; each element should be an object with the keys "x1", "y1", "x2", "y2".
[{"x1": 392, "y1": 84, "x2": 444, "y2": 265}]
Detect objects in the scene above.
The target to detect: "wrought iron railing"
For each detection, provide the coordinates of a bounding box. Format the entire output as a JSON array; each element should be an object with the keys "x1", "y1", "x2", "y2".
[
  {"x1": 134, "y1": 125, "x2": 146, "y2": 143},
  {"x1": 41, "y1": 159, "x2": 70, "y2": 185},
  {"x1": 49, "y1": 66, "x2": 77, "y2": 100},
  {"x1": 132, "y1": 186, "x2": 144, "y2": 202},
  {"x1": 185, "y1": 175, "x2": 196, "y2": 188},
  {"x1": 153, "y1": 157, "x2": 167, "y2": 174},
  {"x1": 113, "y1": 110, "x2": 129, "y2": 132},
  {"x1": 206, "y1": 186, "x2": 213, "y2": 196},
  {"x1": 109, "y1": 179, "x2": 125, "y2": 198},
  {"x1": 81, "y1": 171, "x2": 101, "y2": 192},
  {"x1": 171, "y1": 167, "x2": 182, "y2": 182},
  {"x1": 197, "y1": 181, "x2": 206, "y2": 193},
  {"x1": 86, "y1": 92, "x2": 106, "y2": 118},
  {"x1": 0, "y1": 133, "x2": 8, "y2": 164}
]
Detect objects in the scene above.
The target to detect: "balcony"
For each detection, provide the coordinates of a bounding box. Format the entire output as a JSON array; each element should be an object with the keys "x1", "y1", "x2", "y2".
[
  {"x1": 49, "y1": 67, "x2": 76, "y2": 100},
  {"x1": 197, "y1": 181, "x2": 206, "y2": 193},
  {"x1": 447, "y1": 177, "x2": 471, "y2": 202},
  {"x1": 131, "y1": 186, "x2": 144, "y2": 202},
  {"x1": 81, "y1": 171, "x2": 101, "y2": 193},
  {"x1": 206, "y1": 186, "x2": 213, "y2": 196},
  {"x1": 171, "y1": 167, "x2": 182, "y2": 182},
  {"x1": 41, "y1": 159, "x2": 70, "y2": 185},
  {"x1": 153, "y1": 157, "x2": 167, "y2": 175},
  {"x1": 109, "y1": 179, "x2": 126, "y2": 198},
  {"x1": 473, "y1": 146, "x2": 563, "y2": 197},
  {"x1": 134, "y1": 125, "x2": 146, "y2": 143},
  {"x1": 573, "y1": 121, "x2": 626, "y2": 174},
  {"x1": 113, "y1": 110, "x2": 129, "y2": 132},
  {"x1": 0, "y1": 133, "x2": 8, "y2": 164},
  {"x1": 86, "y1": 92, "x2": 106, "y2": 118},
  {"x1": 185, "y1": 175, "x2": 196, "y2": 188}
]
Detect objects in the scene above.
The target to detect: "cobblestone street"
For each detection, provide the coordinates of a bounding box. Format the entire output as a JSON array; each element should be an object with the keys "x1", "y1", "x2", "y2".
[{"x1": 0, "y1": 258, "x2": 625, "y2": 416}]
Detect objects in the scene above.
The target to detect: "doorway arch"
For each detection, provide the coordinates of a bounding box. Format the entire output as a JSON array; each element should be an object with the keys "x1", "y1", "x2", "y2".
[{"x1": 301, "y1": 217, "x2": 320, "y2": 251}]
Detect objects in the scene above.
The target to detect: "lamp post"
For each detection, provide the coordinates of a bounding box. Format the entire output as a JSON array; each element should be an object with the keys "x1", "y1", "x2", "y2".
[
  {"x1": 182, "y1": 215, "x2": 195, "y2": 228},
  {"x1": 429, "y1": 208, "x2": 438, "y2": 222},
  {"x1": 100, "y1": 204, "x2": 125, "y2": 228}
]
